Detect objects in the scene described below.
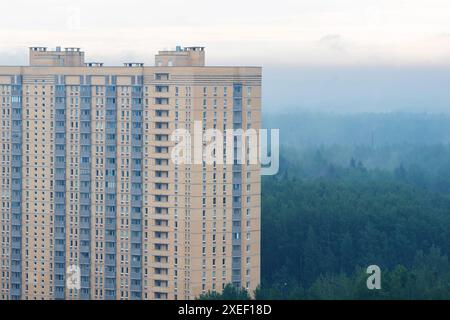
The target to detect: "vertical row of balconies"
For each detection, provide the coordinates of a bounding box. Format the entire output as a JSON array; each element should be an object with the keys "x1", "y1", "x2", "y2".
[
  {"x1": 54, "y1": 82, "x2": 67, "y2": 299},
  {"x1": 104, "y1": 81, "x2": 118, "y2": 299},
  {"x1": 129, "y1": 77, "x2": 144, "y2": 299},
  {"x1": 231, "y1": 83, "x2": 243, "y2": 287},
  {"x1": 79, "y1": 82, "x2": 92, "y2": 299},
  {"x1": 10, "y1": 79, "x2": 22, "y2": 300},
  {"x1": 150, "y1": 74, "x2": 171, "y2": 299}
]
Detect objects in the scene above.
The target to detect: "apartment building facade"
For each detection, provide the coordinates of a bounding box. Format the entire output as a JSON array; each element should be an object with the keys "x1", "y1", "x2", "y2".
[{"x1": 0, "y1": 46, "x2": 261, "y2": 300}]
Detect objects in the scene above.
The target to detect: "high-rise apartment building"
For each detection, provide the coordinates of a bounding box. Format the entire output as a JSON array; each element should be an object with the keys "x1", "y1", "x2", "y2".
[{"x1": 0, "y1": 46, "x2": 261, "y2": 300}]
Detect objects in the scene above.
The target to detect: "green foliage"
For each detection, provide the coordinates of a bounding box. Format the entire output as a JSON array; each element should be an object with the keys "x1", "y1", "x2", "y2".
[
  {"x1": 198, "y1": 284, "x2": 251, "y2": 300},
  {"x1": 259, "y1": 146, "x2": 450, "y2": 299},
  {"x1": 200, "y1": 112, "x2": 450, "y2": 300}
]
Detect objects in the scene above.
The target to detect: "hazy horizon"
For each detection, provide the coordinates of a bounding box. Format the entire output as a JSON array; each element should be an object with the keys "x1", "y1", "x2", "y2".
[{"x1": 1, "y1": 0, "x2": 449, "y2": 114}]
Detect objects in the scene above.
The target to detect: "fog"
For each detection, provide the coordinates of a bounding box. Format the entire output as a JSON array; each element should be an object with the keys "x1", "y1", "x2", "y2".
[{"x1": 263, "y1": 66, "x2": 450, "y2": 114}]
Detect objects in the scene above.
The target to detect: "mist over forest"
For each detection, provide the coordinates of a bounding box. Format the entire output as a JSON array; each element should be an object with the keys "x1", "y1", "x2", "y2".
[
  {"x1": 264, "y1": 112, "x2": 450, "y2": 146},
  {"x1": 200, "y1": 110, "x2": 450, "y2": 300},
  {"x1": 264, "y1": 112, "x2": 450, "y2": 171},
  {"x1": 256, "y1": 111, "x2": 450, "y2": 299},
  {"x1": 263, "y1": 66, "x2": 450, "y2": 114}
]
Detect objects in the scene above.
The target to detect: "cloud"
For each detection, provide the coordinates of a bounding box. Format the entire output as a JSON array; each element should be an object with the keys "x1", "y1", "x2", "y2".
[
  {"x1": 318, "y1": 34, "x2": 348, "y2": 53},
  {"x1": 1, "y1": 0, "x2": 450, "y2": 66}
]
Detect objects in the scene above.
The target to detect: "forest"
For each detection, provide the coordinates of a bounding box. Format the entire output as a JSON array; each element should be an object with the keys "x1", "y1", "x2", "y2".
[{"x1": 200, "y1": 112, "x2": 450, "y2": 300}]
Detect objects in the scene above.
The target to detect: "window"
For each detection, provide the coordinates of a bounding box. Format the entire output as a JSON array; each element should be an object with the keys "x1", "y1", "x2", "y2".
[{"x1": 155, "y1": 73, "x2": 169, "y2": 81}]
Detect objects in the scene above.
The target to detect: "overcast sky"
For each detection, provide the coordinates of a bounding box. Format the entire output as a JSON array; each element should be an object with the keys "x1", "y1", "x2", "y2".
[
  {"x1": 0, "y1": 0, "x2": 449, "y2": 66},
  {"x1": 1, "y1": 0, "x2": 449, "y2": 113}
]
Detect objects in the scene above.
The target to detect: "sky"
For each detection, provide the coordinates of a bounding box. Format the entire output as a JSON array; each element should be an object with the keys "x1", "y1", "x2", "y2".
[{"x1": 1, "y1": 0, "x2": 450, "y2": 113}]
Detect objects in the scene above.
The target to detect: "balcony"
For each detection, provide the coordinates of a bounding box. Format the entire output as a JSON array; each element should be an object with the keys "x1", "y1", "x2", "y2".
[{"x1": 154, "y1": 73, "x2": 169, "y2": 81}]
